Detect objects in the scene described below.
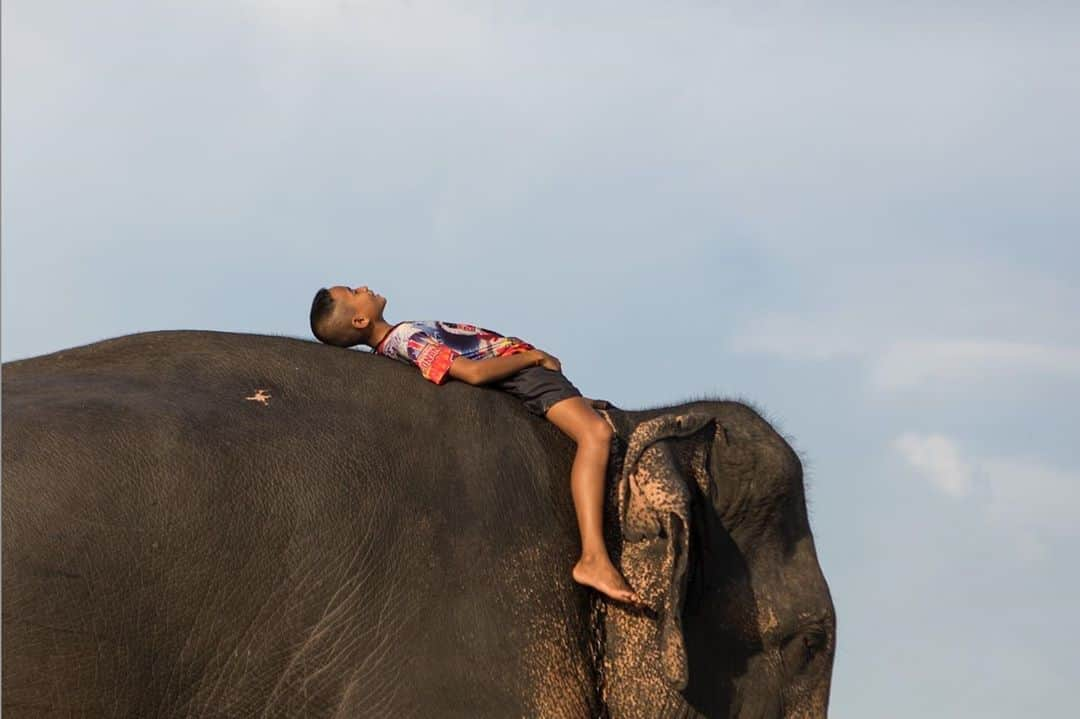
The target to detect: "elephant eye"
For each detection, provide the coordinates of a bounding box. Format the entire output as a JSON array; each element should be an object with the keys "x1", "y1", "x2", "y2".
[
  {"x1": 781, "y1": 626, "x2": 829, "y2": 671},
  {"x1": 802, "y1": 628, "x2": 827, "y2": 657}
]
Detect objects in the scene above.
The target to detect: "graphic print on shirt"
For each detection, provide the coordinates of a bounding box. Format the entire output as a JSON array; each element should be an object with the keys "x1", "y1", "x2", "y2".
[{"x1": 374, "y1": 320, "x2": 535, "y2": 384}]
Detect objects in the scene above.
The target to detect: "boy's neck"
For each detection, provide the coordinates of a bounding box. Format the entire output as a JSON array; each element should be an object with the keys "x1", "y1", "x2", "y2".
[{"x1": 366, "y1": 318, "x2": 395, "y2": 349}]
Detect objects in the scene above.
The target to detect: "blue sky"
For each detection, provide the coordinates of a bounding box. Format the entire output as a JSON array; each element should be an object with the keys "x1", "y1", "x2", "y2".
[{"x1": 3, "y1": 2, "x2": 1078, "y2": 716}]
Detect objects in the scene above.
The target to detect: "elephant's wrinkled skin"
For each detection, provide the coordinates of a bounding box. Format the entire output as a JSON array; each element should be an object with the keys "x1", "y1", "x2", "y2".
[{"x1": 2, "y1": 331, "x2": 835, "y2": 717}]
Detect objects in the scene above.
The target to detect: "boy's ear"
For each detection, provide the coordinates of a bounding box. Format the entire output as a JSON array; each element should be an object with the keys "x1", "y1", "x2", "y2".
[{"x1": 351, "y1": 315, "x2": 370, "y2": 331}]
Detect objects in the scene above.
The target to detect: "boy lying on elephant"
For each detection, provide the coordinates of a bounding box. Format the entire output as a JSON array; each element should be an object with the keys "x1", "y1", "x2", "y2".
[{"x1": 309, "y1": 284, "x2": 640, "y2": 606}]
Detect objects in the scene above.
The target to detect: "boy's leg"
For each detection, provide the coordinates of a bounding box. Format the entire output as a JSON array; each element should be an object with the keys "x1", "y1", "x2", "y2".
[{"x1": 544, "y1": 396, "x2": 640, "y2": 605}]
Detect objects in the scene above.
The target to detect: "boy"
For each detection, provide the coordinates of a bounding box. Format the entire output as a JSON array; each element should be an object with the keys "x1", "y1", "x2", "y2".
[{"x1": 309, "y1": 284, "x2": 640, "y2": 606}]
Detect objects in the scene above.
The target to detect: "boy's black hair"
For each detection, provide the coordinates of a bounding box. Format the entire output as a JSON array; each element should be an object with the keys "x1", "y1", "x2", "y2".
[{"x1": 309, "y1": 287, "x2": 336, "y2": 344}]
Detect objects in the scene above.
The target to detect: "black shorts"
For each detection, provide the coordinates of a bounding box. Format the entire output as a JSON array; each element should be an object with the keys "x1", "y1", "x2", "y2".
[{"x1": 491, "y1": 366, "x2": 583, "y2": 417}]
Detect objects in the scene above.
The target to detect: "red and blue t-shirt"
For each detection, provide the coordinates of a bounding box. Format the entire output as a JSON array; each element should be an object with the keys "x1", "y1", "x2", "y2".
[{"x1": 373, "y1": 321, "x2": 535, "y2": 384}]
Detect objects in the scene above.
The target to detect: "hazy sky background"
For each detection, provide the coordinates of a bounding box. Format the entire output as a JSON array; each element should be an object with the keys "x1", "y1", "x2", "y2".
[{"x1": 4, "y1": 2, "x2": 1078, "y2": 716}]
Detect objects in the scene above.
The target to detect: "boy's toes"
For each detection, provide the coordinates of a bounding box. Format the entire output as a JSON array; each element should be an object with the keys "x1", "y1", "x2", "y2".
[
  {"x1": 609, "y1": 588, "x2": 649, "y2": 611},
  {"x1": 572, "y1": 558, "x2": 645, "y2": 608}
]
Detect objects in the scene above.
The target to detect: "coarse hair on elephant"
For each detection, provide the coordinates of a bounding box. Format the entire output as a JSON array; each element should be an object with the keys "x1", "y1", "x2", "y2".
[{"x1": 2, "y1": 331, "x2": 835, "y2": 718}]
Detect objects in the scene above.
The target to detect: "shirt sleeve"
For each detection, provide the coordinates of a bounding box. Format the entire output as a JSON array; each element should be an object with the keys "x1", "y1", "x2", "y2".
[{"x1": 405, "y1": 331, "x2": 461, "y2": 385}]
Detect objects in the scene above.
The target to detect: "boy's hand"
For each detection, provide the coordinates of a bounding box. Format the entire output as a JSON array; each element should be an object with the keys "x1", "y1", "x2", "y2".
[{"x1": 533, "y1": 350, "x2": 562, "y2": 372}]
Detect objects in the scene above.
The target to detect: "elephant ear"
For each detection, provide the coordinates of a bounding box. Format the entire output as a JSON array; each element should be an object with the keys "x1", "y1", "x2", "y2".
[{"x1": 616, "y1": 410, "x2": 717, "y2": 690}]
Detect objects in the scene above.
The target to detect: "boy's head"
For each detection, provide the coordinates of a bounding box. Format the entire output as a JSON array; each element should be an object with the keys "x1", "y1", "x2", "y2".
[{"x1": 309, "y1": 285, "x2": 387, "y2": 347}]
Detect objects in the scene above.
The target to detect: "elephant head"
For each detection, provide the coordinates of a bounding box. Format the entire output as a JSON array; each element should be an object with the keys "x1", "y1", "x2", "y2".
[{"x1": 598, "y1": 403, "x2": 836, "y2": 718}]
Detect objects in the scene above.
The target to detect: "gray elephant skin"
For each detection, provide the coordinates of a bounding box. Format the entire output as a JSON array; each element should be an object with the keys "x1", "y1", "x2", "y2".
[{"x1": 2, "y1": 331, "x2": 836, "y2": 718}]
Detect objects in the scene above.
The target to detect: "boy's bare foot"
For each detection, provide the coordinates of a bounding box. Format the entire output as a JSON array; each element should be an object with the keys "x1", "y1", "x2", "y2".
[{"x1": 572, "y1": 555, "x2": 643, "y2": 606}]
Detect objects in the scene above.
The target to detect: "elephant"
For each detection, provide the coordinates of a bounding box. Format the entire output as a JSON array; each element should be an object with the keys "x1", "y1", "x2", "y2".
[{"x1": 2, "y1": 330, "x2": 836, "y2": 717}]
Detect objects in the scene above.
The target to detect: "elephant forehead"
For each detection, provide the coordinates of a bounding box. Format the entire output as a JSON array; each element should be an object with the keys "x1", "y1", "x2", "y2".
[
  {"x1": 712, "y1": 432, "x2": 804, "y2": 529},
  {"x1": 623, "y1": 407, "x2": 803, "y2": 520}
]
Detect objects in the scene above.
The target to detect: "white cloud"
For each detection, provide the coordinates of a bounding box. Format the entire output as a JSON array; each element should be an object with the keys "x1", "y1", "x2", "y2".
[
  {"x1": 892, "y1": 432, "x2": 974, "y2": 497},
  {"x1": 869, "y1": 339, "x2": 1080, "y2": 392},
  {"x1": 726, "y1": 254, "x2": 1080, "y2": 396},
  {"x1": 729, "y1": 318, "x2": 1080, "y2": 394},
  {"x1": 893, "y1": 432, "x2": 1080, "y2": 558}
]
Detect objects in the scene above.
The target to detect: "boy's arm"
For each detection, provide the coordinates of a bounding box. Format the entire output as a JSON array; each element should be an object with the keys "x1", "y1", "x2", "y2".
[{"x1": 448, "y1": 350, "x2": 560, "y2": 385}]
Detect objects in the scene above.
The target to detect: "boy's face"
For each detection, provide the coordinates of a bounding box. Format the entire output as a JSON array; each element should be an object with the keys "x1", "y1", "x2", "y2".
[{"x1": 328, "y1": 285, "x2": 387, "y2": 333}]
